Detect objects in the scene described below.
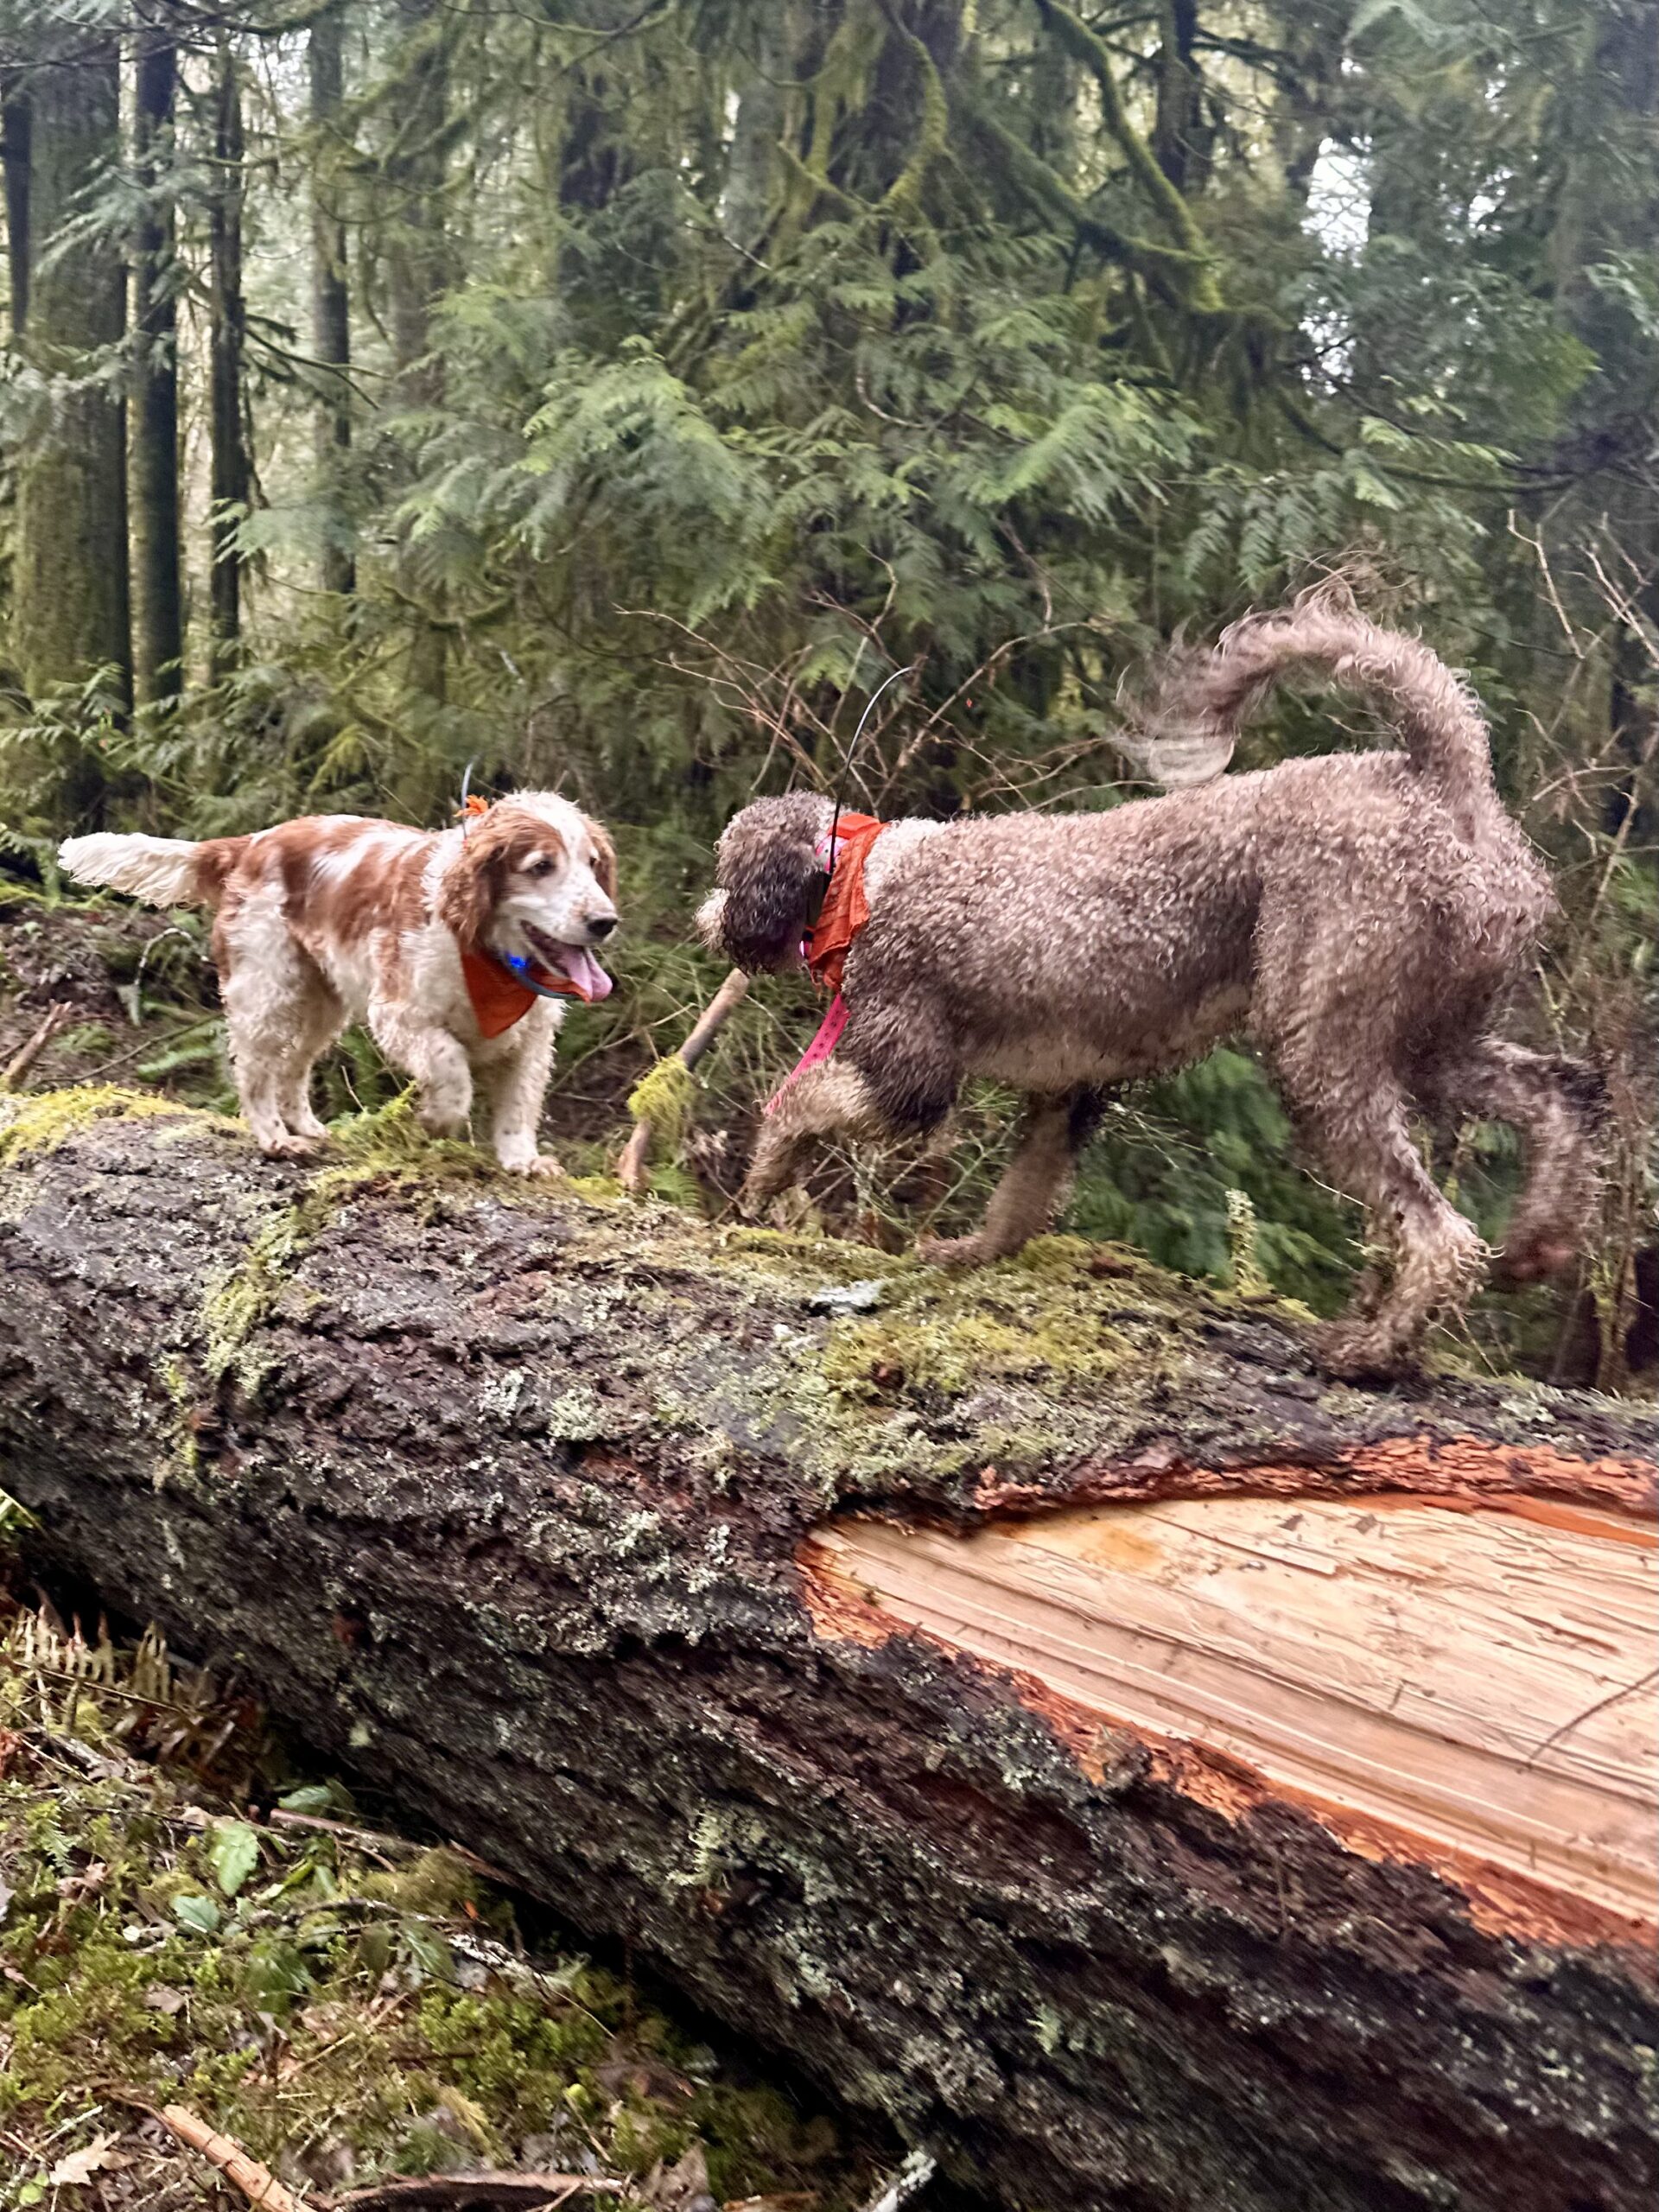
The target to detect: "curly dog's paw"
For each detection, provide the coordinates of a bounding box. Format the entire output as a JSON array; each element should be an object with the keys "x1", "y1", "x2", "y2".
[
  {"x1": 1310, "y1": 1319, "x2": 1418, "y2": 1383},
  {"x1": 1493, "y1": 1233, "x2": 1578, "y2": 1287}
]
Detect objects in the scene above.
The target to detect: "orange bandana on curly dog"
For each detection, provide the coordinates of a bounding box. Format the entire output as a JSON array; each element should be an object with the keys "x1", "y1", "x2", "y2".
[
  {"x1": 804, "y1": 812, "x2": 887, "y2": 992},
  {"x1": 766, "y1": 812, "x2": 889, "y2": 1114}
]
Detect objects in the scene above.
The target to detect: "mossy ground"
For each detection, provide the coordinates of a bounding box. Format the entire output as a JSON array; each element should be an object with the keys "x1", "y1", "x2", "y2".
[{"x1": 0, "y1": 1551, "x2": 889, "y2": 2212}]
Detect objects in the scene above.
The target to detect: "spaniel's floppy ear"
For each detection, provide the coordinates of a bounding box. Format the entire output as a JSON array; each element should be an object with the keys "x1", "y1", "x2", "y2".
[
  {"x1": 437, "y1": 808, "x2": 518, "y2": 945},
  {"x1": 589, "y1": 821, "x2": 618, "y2": 900},
  {"x1": 710, "y1": 793, "x2": 830, "y2": 973}
]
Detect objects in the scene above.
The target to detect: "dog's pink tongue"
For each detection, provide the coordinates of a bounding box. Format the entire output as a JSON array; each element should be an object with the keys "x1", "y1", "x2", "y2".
[{"x1": 563, "y1": 946, "x2": 612, "y2": 1002}]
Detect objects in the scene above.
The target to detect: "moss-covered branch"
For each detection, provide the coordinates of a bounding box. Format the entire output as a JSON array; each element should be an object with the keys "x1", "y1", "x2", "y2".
[{"x1": 1033, "y1": 0, "x2": 1220, "y2": 305}]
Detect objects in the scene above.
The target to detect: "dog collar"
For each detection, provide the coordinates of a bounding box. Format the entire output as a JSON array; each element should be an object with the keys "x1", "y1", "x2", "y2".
[{"x1": 803, "y1": 812, "x2": 887, "y2": 994}]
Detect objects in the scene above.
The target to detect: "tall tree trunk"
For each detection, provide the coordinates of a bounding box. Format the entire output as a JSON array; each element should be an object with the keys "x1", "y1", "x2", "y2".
[
  {"x1": 1267, "y1": 0, "x2": 1357, "y2": 208},
  {"x1": 1153, "y1": 0, "x2": 1207, "y2": 194},
  {"x1": 208, "y1": 43, "x2": 250, "y2": 683},
  {"x1": 1546, "y1": 0, "x2": 1659, "y2": 812},
  {"x1": 310, "y1": 3, "x2": 355, "y2": 599},
  {"x1": 131, "y1": 27, "x2": 183, "y2": 709},
  {"x1": 385, "y1": 0, "x2": 451, "y2": 706},
  {"x1": 1, "y1": 74, "x2": 30, "y2": 339},
  {"x1": 721, "y1": 7, "x2": 792, "y2": 255},
  {"x1": 4, "y1": 32, "x2": 130, "y2": 733}
]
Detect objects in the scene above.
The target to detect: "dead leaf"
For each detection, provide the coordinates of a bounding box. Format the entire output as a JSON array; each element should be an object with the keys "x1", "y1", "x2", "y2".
[
  {"x1": 56, "y1": 1859, "x2": 110, "y2": 1903},
  {"x1": 644, "y1": 2142, "x2": 714, "y2": 2211},
  {"x1": 144, "y1": 1982, "x2": 188, "y2": 2013},
  {"x1": 48, "y1": 2132, "x2": 127, "y2": 2185}
]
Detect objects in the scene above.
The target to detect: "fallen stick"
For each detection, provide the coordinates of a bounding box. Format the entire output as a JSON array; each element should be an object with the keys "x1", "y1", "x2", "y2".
[
  {"x1": 0, "y1": 1001, "x2": 73, "y2": 1093},
  {"x1": 265, "y1": 1803, "x2": 516, "y2": 1886},
  {"x1": 615, "y1": 967, "x2": 748, "y2": 1192},
  {"x1": 152, "y1": 2102, "x2": 312, "y2": 2211}
]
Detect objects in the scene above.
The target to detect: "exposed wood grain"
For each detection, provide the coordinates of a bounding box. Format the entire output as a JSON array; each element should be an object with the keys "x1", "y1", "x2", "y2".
[{"x1": 809, "y1": 1495, "x2": 1659, "y2": 1923}]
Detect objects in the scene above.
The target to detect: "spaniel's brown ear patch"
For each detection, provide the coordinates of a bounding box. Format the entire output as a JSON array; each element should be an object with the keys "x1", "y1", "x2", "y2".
[
  {"x1": 436, "y1": 830, "x2": 495, "y2": 946},
  {"x1": 436, "y1": 809, "x2": 565, "y2": 944},
  {"x1": 590, "y1": 822, "x2": 619, "y2": 899}
]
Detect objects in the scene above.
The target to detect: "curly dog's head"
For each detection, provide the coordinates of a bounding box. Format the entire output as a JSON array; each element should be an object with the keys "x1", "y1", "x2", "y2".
[{"x1": 696, "y1": 792, "x2": 832, "y2": 973}]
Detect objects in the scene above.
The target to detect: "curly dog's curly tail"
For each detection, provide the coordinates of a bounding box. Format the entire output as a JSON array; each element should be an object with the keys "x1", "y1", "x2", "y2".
[{"x1": 1121, "y1": 581, "x2": 1496, "y2": 832}]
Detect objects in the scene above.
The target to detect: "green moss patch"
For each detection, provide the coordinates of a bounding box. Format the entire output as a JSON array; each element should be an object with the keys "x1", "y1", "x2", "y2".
[{"x1": 0, "y1": 1083, "x2": 194, "y2": 1167}]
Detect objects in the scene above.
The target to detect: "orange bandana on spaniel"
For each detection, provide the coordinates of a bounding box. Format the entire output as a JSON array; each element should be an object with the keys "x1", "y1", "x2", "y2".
[{"x1": 461, "y1": 947, "x2": 606, "y2": 1039}]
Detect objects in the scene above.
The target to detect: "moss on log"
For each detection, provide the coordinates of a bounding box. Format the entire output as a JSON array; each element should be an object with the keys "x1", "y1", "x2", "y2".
[{"x1": 1, "y1": 1091, "x2": 1655, "y2": 2211}]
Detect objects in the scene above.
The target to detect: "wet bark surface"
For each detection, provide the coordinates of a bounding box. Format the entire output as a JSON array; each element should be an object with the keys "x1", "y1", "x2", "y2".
[{"x1": 1, "y1": 1100, "x2": 1654, "y2": 2212}]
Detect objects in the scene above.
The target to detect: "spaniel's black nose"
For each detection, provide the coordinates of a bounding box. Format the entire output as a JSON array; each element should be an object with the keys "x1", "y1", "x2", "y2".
[{"x1": 588, "y1": 914, "x2": 618, "y2": 940}]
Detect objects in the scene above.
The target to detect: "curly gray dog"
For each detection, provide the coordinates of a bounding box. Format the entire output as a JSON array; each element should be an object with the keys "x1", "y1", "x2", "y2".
[{"x1": 697, "y1": 592, "x2": 1602, "y2": 1376}]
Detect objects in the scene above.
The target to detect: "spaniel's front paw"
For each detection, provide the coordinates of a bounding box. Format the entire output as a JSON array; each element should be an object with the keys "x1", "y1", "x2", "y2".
[
  {"x1": 499, "y1": 1149, "x2": 563, "y2": 1179},
  {"x1": 258, "y1": 1131, "x2": 324, "y2": 1161}
]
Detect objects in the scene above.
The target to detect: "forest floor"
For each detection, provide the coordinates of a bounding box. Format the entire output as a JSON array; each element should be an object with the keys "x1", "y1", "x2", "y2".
[{"x1": 0, "y1": 1525, "x2": 897, "y2": 2212}]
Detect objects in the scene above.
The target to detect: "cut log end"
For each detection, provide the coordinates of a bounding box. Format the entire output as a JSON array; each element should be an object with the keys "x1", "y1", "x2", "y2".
[{"x1": 804, "y1": 1484, "x2": 1658, "y2": 1943}]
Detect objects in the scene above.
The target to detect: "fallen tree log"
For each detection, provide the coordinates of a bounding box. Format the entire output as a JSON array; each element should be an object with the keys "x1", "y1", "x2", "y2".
[{"x1": 1, "y1": 1090, "x2": 1655, "y2": 2212}]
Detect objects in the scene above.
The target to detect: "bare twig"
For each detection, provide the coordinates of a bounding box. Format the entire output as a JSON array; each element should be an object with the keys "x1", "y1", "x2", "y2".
[
  {"x1": 145, "y1": 2101, "x2": 313, "y2": 2211},
  {"x1": 264, "y1": 1806, "x2": 515, "y2": 1888},
  {"x1": 0, "y1": 1001, "x2": 74, "y2": 1092},
  {"x1": 331, "y1": 2177, "x2": 627, "y2": 2210},
  {"x1": 1508, "y1": 512, "x2": 1584, "y2": 658},
  {"x1": 617, "y1": 968, "x2": 749, "y2": 1193}
]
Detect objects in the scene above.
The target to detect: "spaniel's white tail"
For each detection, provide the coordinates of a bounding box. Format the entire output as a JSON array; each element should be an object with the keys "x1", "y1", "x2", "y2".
[{"x1": 59, "y1": 832, "x2": 205, "y2": 909}]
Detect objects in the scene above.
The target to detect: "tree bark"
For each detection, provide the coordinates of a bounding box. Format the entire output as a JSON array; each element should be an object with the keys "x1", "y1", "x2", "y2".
[
  {"x1": 2, "y1": 73, "x2": 32, "y2": 339},
  {"x1": 131, "y1": 25, "x2": 184, "y2": 709},
  {"x1": 384, "y1": 0, "x2": 450, "y2": 705},
  {"x1": 310, "y1": 3, "x2": 356, "y2": 600},
  {"x1": 0, "y1": 1097, "x2": 1655, "y2": 2212},
  {"x1": 208, "y1": 42, "x2": 250, "y2": 683},
  {"x1": 1152, "y1": 0, "x2": 1207, "y2": 195},
  {"x1": 3, "y1": 29, "x2": 130, "y2": 721},
  {"x1": 721, "y1": 5, "x2": 792, "y2": 254}
]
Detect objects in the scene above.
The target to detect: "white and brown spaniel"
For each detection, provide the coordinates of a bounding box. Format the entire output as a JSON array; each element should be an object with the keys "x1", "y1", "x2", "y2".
[{"x1": 60, "y1": 795, "x2": 618, "y2": 1173}]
